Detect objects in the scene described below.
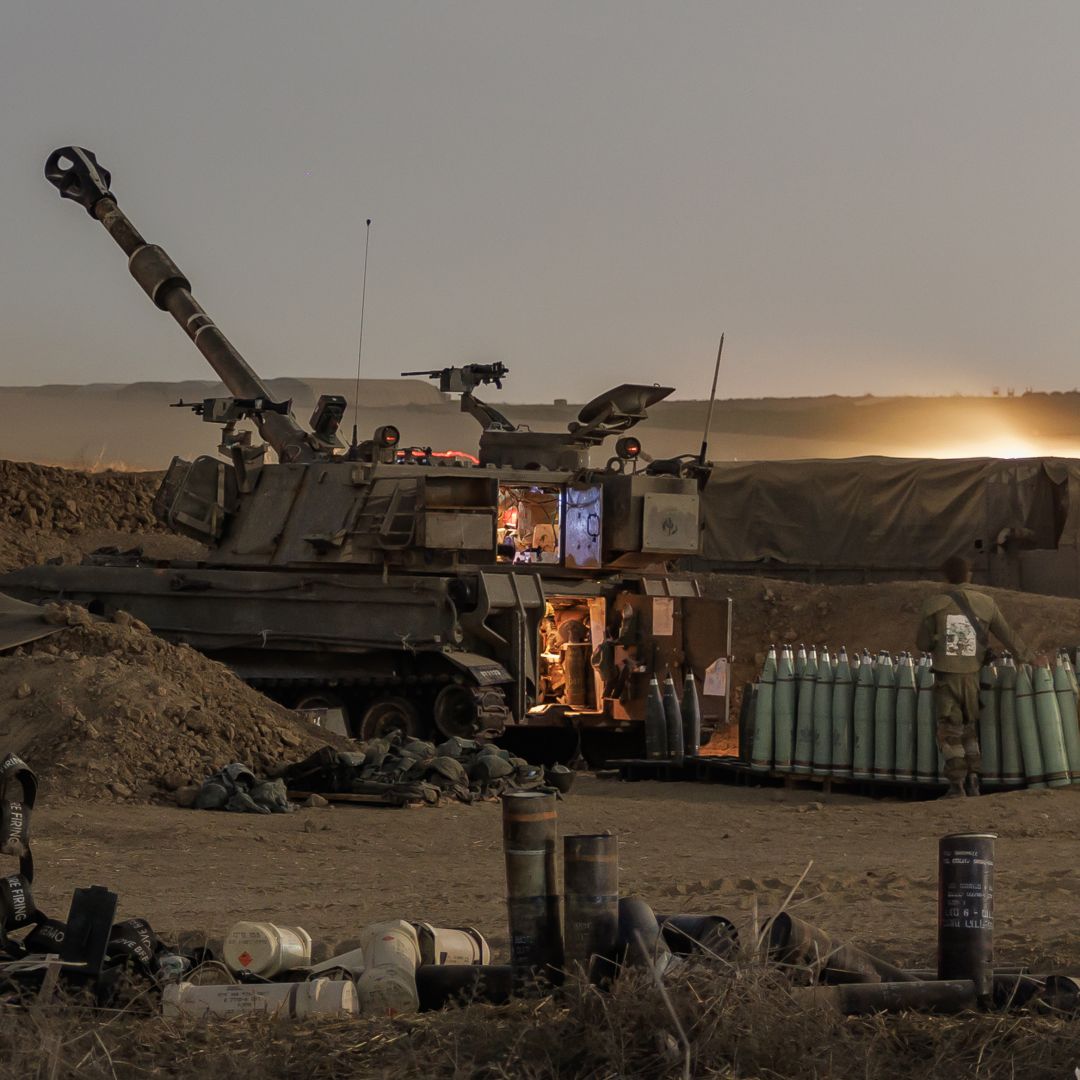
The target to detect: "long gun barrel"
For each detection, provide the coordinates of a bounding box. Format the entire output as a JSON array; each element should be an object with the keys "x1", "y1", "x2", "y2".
[{"x1": 44, "y1": 147, "x2": 314, "y2": 462}]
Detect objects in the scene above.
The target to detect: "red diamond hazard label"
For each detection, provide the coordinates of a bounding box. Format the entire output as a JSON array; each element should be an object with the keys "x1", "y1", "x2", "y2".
[{"x1": 238, "y1": 951, "x2": 253, "y2": 968}]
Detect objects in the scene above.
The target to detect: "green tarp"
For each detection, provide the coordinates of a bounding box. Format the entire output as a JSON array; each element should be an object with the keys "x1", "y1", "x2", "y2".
[{"x1": 701, "y1": 457, "x2": 1076, "y2": 570}]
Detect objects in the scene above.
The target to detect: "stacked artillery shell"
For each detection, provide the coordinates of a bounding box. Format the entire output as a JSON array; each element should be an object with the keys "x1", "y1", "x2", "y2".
[
  {"x1": 872, "y1": 653, "x2": 897, "y2": 779},
  {"x1": 1053, "y1": 652, "x2": 1080, "y2": 783},
  {"x1": 915, "y1": 655, "x2": 938, "y2": 784},
  {"x1": 662, "y1": 675, "x2": 685, "y2": 765},
  {"x1": 644, "y1": 675, "x2": 667, "y2": 761},
  {"x1": 893, "y1": 653, "x2": 917, "y2": 782},
  {"x1": 793, "y1": 647, "x2": 818, "y2": 775},
  {"x1": 562, "y1": 834, "x2": 619, "y2": 984},
  {"x1": 997, "y1": 656, "x2": 1024, "y2": 787},
  {"x1": 772, "y1": 646, "x2": 796, "y2": 772},
  {"x1": 502, "y1": 792, "x2": 563, "y2": 989},
  {"x1": 1033, "y1": 660, "x2": 1070, "y2": 787},
  {"x1": 811, "y1": 647, "x2": 835, "y2": 777},
  {"x1": 750, "y1": 646, "x2": 777, "y2": 772},
  {"x1": 1015, "y1": 664, "x2": 1048, "y2": 789},
  {"x1": 977, "y1": 661, "x2": 1001, "y2": 785},
  {"x1": 794, "y1": 644, "x2": 807, "y2": 681},
  {"x1": 852, "y1": 650, "x2": 876, "y2": 781},
  {"x1": 830, "y1": 647, "x2": 854, "y2": 778},
  {"x1": 681, "y1": 671, "x2": 702, "y2": 757}
]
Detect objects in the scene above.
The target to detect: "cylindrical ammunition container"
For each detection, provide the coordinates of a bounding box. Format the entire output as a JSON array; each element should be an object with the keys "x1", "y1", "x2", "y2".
[
  {"x1": 1015, "y1": 665, "x2": 1048, "y2": 788},
  {"x1": 793, "y1": 648, "x2": 818, "y2": 774},
  {"x1": 894, "y1": 653, "x2": 917, "y2": 782},
  {"x1": 830, "y1": 647, "x2": 854, "y2": 778},
  {"x1": 798, "y1": 979, "x2": 976, "y2": 1015},
  {"x1": 978, "y1": 662, "x2": 1001, "y2": 784},
  {"x1": 768, "y1": 912, "x2": 916, "y2": 984},
  {"x1": 415, "y1": 964, "x2": 513, "y2": 1011},
  {"x1": 915, "y1": 655, "x2": 937, "y2": 783},
  {"x1": 162, "y1": 978, "x2": 358, "y2": 1019},
  {"x1": 644, "y1": 676, "x2": 668, "y2": 760},
  {"x1": 308, "y1": 947, "x2": 365, "y2": 980},
  {"x1": 811, "y1": 648, "x2": 834, "y2": 777},
  {"x1": 412, "y1": 923, "x2": 490, "y2": 967},
  {"x1": 852, "y1": 651, "x2": 876, "y2": 781},
  {"x1": 223, "y1": 921, "x2": 312, "y2": 978},
  {"x1": 657, "y1": 913, "x2": 738, "y2": 958},
  {"x1": 562, "y1": 834, "x2": 619, "y2": 983},
  {"x1": 356, "y1": 920, "x2": 422, "y2": 1016},
  {"x1": 751, "y1": 647, "x2": 777, "y2": 771},
  {"x1": 773, "y1": 646, "x2": 796, "y2": 771},
  {"x1": 1039, "y1": 973, "x2": 1080, "y2": 1012},
  {"x1": 872, "y1": 654, "x2": 896, "y2": 779},
  {"x1": 1053, "y1": 653, "x2": 1080, "y2": 782},
  {"x1": 1033, "y1": 661, "x2": 1070, "y2": 787},
  {"x1": 992, "y1": 972, "x2": 1046, "y2": 1010},
  {"x1": 562, "y1": 642, "x2": 591, "y2": 707},
  {"x1": 617, "y1": 896, "x2": 673, "y2": 977},
  {"x1": 662, "y1": 675, "x2": 685, "y2": 764},
  {"x1": 682, "y1": 671, "x2": 702, "y2": 757},
  {"x1": 502, "y1": 791, "x2": 562, "y2": 989},
  {"x1": 938, "y1": 833, "x2": 995, "y2": 1001}
]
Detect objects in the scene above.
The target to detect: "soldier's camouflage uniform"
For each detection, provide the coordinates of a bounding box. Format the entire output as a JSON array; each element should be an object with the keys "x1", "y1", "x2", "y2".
[{"x1": 916, "y1": 586, "x2": 1026, "y2": 782}]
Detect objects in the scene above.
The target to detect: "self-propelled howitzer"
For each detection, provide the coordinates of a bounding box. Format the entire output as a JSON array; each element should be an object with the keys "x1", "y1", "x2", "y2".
[{"x1": 1, "y1": 148, "x2": 728, "y2": 751}]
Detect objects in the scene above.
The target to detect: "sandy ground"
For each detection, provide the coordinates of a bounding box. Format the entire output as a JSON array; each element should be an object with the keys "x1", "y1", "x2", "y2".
[{"x1": 26, "y1": 777, "x2": 1080, "y2": 975}]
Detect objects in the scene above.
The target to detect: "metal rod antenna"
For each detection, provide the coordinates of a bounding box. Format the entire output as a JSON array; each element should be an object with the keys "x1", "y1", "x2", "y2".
[
  {"x1": 697, "y1": 333, "x2": 724, "y2": 466},
  {"x1": 351, "y1": 218, "x2": 373, "y2": 448}
]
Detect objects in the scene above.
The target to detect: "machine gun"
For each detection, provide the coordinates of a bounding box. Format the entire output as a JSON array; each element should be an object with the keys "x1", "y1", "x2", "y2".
[
  {"x1": 401, "y1": 362, "x2": 509, "y2": 394},
  {"x1": 43, "y1": 147, "x2": 318, "y2": 464},
  {"x1": 402, "y1": 363, "x2": 515, "y2": 433}
]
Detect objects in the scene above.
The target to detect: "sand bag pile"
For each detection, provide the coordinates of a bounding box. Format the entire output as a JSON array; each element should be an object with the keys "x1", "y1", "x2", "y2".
[{"x1": 0, "y1": 604, "x2": 330, "y2": 802}]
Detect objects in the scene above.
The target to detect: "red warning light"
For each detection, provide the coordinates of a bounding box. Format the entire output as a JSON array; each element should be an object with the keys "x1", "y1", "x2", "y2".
[{"x1": 616, "y1": 436, "x2": 642, "y2": 460}]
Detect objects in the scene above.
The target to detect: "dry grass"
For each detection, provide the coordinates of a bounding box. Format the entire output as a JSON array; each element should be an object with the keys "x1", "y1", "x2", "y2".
[{"x1": 5, "y1": 964, "x2": 1080, "y2": 1080}]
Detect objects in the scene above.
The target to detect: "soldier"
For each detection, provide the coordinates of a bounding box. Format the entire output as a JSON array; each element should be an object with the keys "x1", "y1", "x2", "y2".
[{"x1": 916, "y1": 555, "x2": 1028, "y2": 798}]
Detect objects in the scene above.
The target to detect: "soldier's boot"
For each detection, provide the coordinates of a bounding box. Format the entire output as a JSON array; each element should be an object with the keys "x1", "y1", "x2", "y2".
[
  {"x1": 941, "y1": 781, "x2": 966, "y2": 799},
  {"x1": 965, "y1": 773, "x2": 981, "y2": 797}
]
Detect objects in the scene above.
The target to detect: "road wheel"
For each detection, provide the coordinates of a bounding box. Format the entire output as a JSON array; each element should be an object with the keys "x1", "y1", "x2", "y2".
[
  {"x1": 358, "y1": 696, "x2": 421, "y2": 741},
  {"x1": 433, "y1": 684, "x2": 478, "y2": 738}
]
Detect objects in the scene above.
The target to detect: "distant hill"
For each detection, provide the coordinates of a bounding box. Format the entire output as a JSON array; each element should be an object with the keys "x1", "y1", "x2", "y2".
[{"x1": 3, "y1": 377, "x2": 1078, "y2": 469}]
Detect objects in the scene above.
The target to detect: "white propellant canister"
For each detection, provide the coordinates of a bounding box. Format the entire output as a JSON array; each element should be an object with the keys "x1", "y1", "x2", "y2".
[
  {"x1": 412, "y1": 923, "x2": 491, "y2": 966},
  {"x1": 222, "y1": 922, "x2": 312, "y2": 978},
  {"x1": 356, "y1": 920, "x2": 421, "y2": 1016},
  {"x1": 162, "y1": 978, "x2": 357, "y2": 1019}
]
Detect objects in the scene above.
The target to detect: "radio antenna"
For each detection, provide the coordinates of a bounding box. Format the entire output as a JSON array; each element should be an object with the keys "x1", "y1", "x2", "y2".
[
  {"x1": 350, "y1": 218, "x2": 373, "y2": 450},
  {"x1": 697, "y1": 333, "x2": 724, "y2": 466}
]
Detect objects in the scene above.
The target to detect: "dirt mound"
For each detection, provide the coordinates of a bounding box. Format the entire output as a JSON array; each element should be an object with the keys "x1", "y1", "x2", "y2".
[
  {"x1": 0, "y1": 459, "x2": 198, "y2": 570},
  {"x1": 0, "y1": 604, "x2": 331, "y2": 803}
]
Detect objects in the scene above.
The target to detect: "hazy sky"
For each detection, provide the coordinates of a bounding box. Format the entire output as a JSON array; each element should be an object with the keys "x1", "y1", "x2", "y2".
[{"x1": 2, "y1": 2, "x2": 1079, "y2": 402}]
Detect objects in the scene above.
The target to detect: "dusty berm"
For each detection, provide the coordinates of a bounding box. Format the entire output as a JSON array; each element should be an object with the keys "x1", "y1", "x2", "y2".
[{"x1": 0, "y1": 603, "x2": 329, "y2": 802}]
